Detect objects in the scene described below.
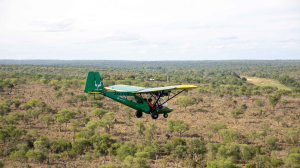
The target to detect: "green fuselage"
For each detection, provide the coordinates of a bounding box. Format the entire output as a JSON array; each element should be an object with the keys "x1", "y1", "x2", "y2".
[{"x1": 105, "y1": 91, "x2": 173, "y2": 114}]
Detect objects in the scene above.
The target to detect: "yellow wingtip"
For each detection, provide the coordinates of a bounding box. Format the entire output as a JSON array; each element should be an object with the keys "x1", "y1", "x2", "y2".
[{"x1": 176, "y1": 85, "x2": 198, "y2": 89}]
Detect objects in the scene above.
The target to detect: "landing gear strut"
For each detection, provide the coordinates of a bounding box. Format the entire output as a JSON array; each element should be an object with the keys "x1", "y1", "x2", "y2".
[
  {"x1": 163, "y1": 113, "x2": 168, "y2": 118},
  {"x1": 151, "y1": 112, "x2": 159, "y2": 119},
  {"x1": 135, "y1": 111, "x2": 143, "y2": 118}
]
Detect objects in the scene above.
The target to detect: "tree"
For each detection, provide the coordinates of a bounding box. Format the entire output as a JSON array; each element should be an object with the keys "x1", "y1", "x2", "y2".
[
  {"x1": 5, "y1": 112, "x2": 21, "y2": 125},
  {"x1": 8, "y1": 84, "x2": 14, "y2": 92},
  {"x1": 218, "y1": 129, "x2": 238, "y2": 143},
  {"x1": 37, "y1": 101, "x2": 47, "y2": 111},
  {"x1": 42, "y1": 115, "x2": 52, "y2": 127},
  {"x1": 173, "y1": 145, "x2": 188, "y2": 168},
  {"x1": 84, "y1": 117, "x2": 90, "y2": 124},
  {"x1": 123, "y1": 106, "x2": 132, "y2": 125},
  {"x1": 239, "y1": 144, "x2": 253, "y2": 163},
  {"x1": 135, "y1": 121, "x2": 146, "y2": 136},
  {"x1": 0, "y1": 103, "x2": 10, "y2": 116},
  {"x1": 255, "y1": 99, "x2": 265, "y2": 109},
  {"x1": 99, "y1": 112, "x2": 115, "y2": 134},
  {"x1": 117, "y1": 141, "x2": 137, "y2": 161},
  {"x1": 281, "y1": 99, "x2": 289, "y2": 108},
  {"x1": 268, "y1": 94, "x2": 281, "y2": 110},
  {"x1": 265, "y1": 135, "x2": 278, "y2": 151},
  {"x1": 12, "y1": 99, "x2": 21, "y2": 108},
  {"x1": 79, "y1": 95, "x2": 87, "y2": 106},
  {"x1": 231, "y1": 108, "x2": 244, "y2": 122},
  {"x1": 55, "y1": 109, "x2": 76, "y2": 127},
  {"x1": 26, "y1": 129, "x2": 40, "y2": 142},
  {"x1": 124, "y1": 156, "x2": 134, "y2": 167},
  {"x1": 79, "y1": 120, "x2": 99, "y2": 138},
  {"x1": 192, "y1": 93, "x2": 203, "y2": 106},
  {"x1": 53, "y1": 85, "x2": 61, "y2": 91},
  {"x1": 31, "y1": 109, "x2": 42, "y2": 121},
  {"x1": 284, "y1": 128, "x2": 299, "y2": 146},
  {"x1": 91, "y1": 100, "x2": 103, "y2": 108},
  {"x1": 28, "y1": 99, "x2": 39, "y2": 107},
  {"x1": 56, "y1": 117, "x2": 64, "y2": 132},
  {"x1": 34, "y1": 139, "x2": 48, "y2": 151},
  {"x1": 240, "y1": 103, "x2": 247, "y2": 110},
  {"x1": 133, "y1": 152, "x2": 150, "y2": 168},
  {"x1": 72, "y1": 138, "x2": 93, "y2": 154},
  {"x1": 40, "y1": 78, "x2": 48, "y2": 85},
  {"x1": 206, "y1": 133, "x2": 213, "y2": 142},
  {"x1": 26, "y1": 149, "x2": 47, "y2": 168},
  {"x1": 50, "y1": 138, "x2": 72, "y2": 153},
  {"x1": 167, "y1": 119, "x2": 190, "y2": 138},
  {"x1": 0, "y1": 160, "x2": 4, "y2": 168},
  {"x1": 284, "y1": 151, "x2": 300, "y2": 167},
  {"x1": 152, "y1": 140, "x2": 162, "y2": 161},
  {"x1": 10, "y1": 150, "x2": 28, "y2": 167},
  {"x1": 53, "y1": 91, "x2": 63, "y2": 99},
  {"x1": 207, "y1": 123, "x2": 227, "y2": 138},
  {"x1": 90, "y1": 134, "x2": 115, "y2": 164},
  {"x1": 175, "y1": 96, "x2": 195, "y2": 111},
  {"x1": 70, "y1": 119, "x2": 80, "y2": 137},
  {"x1": 254, "y1": 155, "x2": 283, "y2": 168},
  {"x1": 188, "y1": 139, "x2": 206, "y2": 161},
  {"x1": 273, "y1": 115, "x2": 282, "y2": 125},
  {"x1": 91, "y1": 108, "x2": 108, "y2": 120},
  {"x1": 23, "y1": 104, "x2": 32, "y2": 111},
  {"x1": 99, "y1": 163, "x2": 117, "y2": 168},
  {"x1": 207, "y1": 157, "x2": 240, "y2": 168},
  {"x1": 145, "y1": 121, "x2": 157, "y2": 142}
]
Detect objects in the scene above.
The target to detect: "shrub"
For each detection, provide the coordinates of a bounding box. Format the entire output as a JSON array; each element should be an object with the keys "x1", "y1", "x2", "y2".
[
  {"x1": 265, "y1": 135, "x2": 278, "y2": 151},
  {"x1": 218, "y1": 129, "x2": 238, "y2": 143}
]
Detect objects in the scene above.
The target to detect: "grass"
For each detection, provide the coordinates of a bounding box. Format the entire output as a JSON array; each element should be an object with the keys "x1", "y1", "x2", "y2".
[{"x1": 242, "y1": 76, "x2": 291, "y2": 90}]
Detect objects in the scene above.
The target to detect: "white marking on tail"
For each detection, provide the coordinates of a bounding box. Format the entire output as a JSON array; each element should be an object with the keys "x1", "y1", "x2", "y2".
[{"x1": 95, "y1": 80, "x2": 102, "y2": 90}]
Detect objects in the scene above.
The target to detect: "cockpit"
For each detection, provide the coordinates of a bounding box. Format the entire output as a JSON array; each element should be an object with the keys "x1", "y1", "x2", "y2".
[{"x1": 156, "y1": 98, "x2": 168, "y2": 109}]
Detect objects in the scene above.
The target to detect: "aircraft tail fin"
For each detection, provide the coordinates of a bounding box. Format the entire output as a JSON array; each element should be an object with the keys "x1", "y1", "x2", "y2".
[{"x1": 84, "y1": 71, "x2": 104, "y2": 93}]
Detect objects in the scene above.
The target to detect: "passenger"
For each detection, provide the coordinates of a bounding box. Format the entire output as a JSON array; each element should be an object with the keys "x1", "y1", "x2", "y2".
[
  {"x1": 147, "y1": 98, "x2": 154, "y2": 109},
  {"x1": 135, "y1": 97, "x2": 143, "y2": 104}
]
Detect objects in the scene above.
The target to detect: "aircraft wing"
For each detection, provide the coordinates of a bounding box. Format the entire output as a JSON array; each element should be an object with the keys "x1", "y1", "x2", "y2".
[
  {"x1": 105, "y1": 84, "x2": 198, "y2": 93},
  {"x1": 133, "y1": 85, "x2": 198, "y2": 93},
  {"x1": 105, "y1": 85, "x2": 146, "y2": 92}
]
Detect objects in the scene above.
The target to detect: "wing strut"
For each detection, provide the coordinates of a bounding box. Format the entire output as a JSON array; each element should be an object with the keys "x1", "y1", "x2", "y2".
[
  {"x1": 153, "y1": 91, "x2": 163, "y2": 112},
  {"x1": 157, "y1": 89, "x2": 187, "y2": 109}
]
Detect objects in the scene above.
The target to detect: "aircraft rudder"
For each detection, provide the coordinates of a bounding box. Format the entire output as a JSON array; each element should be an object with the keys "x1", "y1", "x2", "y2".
[
  {"x1": 94, "y1": 72, "x2": 104, "y2": 92},
  {"x1": 85, "y1": 71, "x2": 95, "y2": 93}
]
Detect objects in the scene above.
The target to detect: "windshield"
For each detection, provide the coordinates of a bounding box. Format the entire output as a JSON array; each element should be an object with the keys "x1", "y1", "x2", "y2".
[{"x1": 157, "y1": 98, "x2": 168, "y2": 108}]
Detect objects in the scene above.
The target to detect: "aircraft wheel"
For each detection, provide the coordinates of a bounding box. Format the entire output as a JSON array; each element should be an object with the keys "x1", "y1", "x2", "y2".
[
  {"x1": 151, "y1": 112, "x2": 159, "y2": 119},
  {"x1": 163, "y1": 113, "x2": 168, "y2": 118},
  {"x1": 135, "y1": 111, "x2": 143, "y2": 118}
]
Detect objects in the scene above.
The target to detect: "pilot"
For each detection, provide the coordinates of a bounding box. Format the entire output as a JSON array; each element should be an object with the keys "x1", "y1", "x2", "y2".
[{"x1": 147, "y1": 98, "x2": 154, "y2": 109}]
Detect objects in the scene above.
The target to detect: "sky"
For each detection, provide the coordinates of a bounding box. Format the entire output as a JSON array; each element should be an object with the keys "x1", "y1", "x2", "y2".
[{"x1": 0, "y1": 0, "x2": 299, "y2": 60}]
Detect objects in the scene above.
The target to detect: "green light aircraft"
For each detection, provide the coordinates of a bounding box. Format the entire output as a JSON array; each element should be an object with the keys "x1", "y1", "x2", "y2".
[{"x1": 84, "y1": 71, "x2": 198, "y2": 119}]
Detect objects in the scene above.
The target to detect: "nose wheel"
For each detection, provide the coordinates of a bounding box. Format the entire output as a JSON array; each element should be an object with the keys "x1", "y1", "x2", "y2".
[
  {"x1": 163, "y1": 113, "x2": 168, "y2": 118},
  {"x1": 151, "y1": 112, "x2": 159, "y2": 119},
  {"x1": 135, "y1": 111, "x2": 143, "y2": 118}
]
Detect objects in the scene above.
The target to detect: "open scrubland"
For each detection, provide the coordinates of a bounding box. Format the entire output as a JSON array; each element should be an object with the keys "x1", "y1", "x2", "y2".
[
  {"x1": 0, "y1": 60, "x2": 300, "y2": 168},
  {"x1": 243, "y1": 76, "x2": 291, "y2": 91}
]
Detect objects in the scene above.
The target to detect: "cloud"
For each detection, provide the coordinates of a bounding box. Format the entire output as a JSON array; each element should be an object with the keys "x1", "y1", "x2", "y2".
[
  {"x1": 30, "y1": 19, "x2": 75, "y2": 32},
  {"x1": 216, "y1": 36, "x2": 238, "y2": 40},
  {"x1": 105, "y1": 31, "x2": 140, "y2": 41},
  {"x1": 86, "y1": 31, "x2": 141, "y2": 44},
  {"x1": 182, "y1": 43, "x2": 191, "y2": 49},
  {"x1": 190, "y1": 24, "x2": 210, "y2": 29},
  {"x1": 131, "y1": 39, "x2": 150, "y2": 45},
  {"x1": 278, "y1": 38, "x2": 299, "y2": 43}
]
